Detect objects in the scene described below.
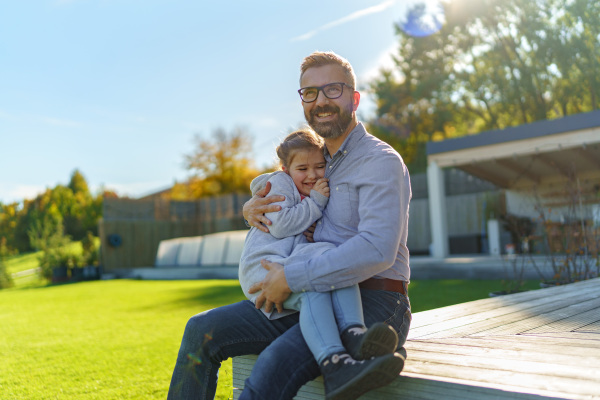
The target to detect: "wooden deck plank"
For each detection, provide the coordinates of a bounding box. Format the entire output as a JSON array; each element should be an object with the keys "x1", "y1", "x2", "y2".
[
  {"x1": 405, "y1": 339, "x2": 600, "y2": 369},
  {"x1": 472, "y1": 297, "x2": 600, "y2": 336},
  {"x1": 405, "y1": 346, "x2": 600, "y2": 381},
  {"x1": 409, "y1": 282, "x2": 600, "y2": 339},
  {"x1": 523, "y1": 306, "x2": 600, "y2": 334},
  {"x1": 411, "y1": 335, "x2": 600, "y2": 356},
  {"x1": 397, "y1": 374, "x2": 563, "y2": 400},
  {"x1": 521, "y1": 331, "x2": 600, "y2": 341},
  {"x1": 573, "y1": 319, "x2": 600, "y2": 333},
  {"x1": 405, "y1": 359, "x2": 600, "y2": 399}
]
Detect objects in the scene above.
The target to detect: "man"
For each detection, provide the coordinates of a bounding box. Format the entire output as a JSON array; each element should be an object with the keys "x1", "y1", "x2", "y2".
[{"x1": 167, "y1": 51, "x2": 412, "y2": 400}]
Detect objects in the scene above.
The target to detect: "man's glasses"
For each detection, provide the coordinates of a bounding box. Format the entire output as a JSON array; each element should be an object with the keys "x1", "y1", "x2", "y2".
[{"x1": 298, "y1": 82, "x2": 353, "y2": 103}]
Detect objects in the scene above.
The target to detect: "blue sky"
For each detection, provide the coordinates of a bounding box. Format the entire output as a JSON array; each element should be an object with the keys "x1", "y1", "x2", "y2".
[{"x1": 0, "y1": 0, "x2": 443, "y2": 203}]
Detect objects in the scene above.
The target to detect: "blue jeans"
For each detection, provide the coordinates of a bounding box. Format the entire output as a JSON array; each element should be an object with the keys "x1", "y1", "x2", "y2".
[
  {"x1": 284, "y1": 285, "x2": 364, "y2": 363},
  {"x1": 167, "y1": 288, "x2": 411, "y2": 400}
]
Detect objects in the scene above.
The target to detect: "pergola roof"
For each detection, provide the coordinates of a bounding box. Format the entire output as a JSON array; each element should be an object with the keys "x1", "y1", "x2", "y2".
[{"x1": 426, "y1": 110, "x2": 600, "y2": 190}]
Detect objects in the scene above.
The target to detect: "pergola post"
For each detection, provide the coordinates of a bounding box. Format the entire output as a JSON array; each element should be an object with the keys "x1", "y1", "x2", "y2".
[{"x1": 427, "y1": 160, "x2": 449, "y2": 258}]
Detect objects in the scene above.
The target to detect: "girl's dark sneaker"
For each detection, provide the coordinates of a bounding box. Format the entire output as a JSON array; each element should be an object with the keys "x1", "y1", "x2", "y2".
[
  {"x1": 342, "y1": 322, "x2": 399, "y2": 360},
  {"x1": 320, "y1": 352, "x2": 405, "y2": 400}
]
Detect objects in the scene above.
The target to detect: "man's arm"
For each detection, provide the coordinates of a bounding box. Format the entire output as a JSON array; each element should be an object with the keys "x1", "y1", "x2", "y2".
[
  {"x1": 284, "y1": 152, "x2": 411, "y2": 293},
  {"x1": 243, "y1": 181, "x2": 285, "y2": 233},
  {"x1": 249, "y1": 259, "x2": 290, "y2": 313}
]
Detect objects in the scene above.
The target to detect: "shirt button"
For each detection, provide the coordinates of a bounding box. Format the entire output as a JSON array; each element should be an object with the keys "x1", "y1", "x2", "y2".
[
  {"x1": 336, "y1": 187, "x2": 339, "y2": 191},
  {"x1": 330, "y1": 285, "x2": 335, "y2": 289},
  {"x1": 343, "y1": 150, "x2": 347, "y2": 154},
  {"x1": 329, "y1": 165, "x2": 332, "y2": 169}
]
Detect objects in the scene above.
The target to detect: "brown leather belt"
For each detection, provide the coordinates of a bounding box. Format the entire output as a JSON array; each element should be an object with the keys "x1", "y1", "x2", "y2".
[{"x1": 359, "y1": 278, "x2": 407, "y2": 295}]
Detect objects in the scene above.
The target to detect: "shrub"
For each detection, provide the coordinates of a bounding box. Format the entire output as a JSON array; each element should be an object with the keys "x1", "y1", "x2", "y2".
[
  {"x1": 38, "y1": 248, "x2": 84, "y2": 280},
  {"x1": 81, "y1": 231, "x2": 100, "y2": 266},
  {"x1": 0, "y1": 237, "x2": 14, "y2": 289}
]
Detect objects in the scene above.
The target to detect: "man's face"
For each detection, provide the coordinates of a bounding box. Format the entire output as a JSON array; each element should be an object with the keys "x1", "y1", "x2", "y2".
[{"x1": 300, "y1": 64, "x2": 357, "y2": 140}]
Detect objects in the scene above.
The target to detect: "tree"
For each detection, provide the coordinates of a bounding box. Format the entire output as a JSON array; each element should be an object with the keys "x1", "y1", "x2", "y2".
[
  {"x1": 68, "y1": 169, "x2": 90, "y2": 195},
  {"x1": 1, "y1": 170, "x2": 103, "y2": 253},
  {"x1": 0, "y1": 237, "x2": 14, "y2": 289},
  {"x1": 0, "y1": 202, "x2": 21, "y2": 252},
  {"x1": 177, "y1": 127, "x2": 260, "y2": 198},
  {"x1": 368, "y1": 0, "x2": 600, "y2": 172}
]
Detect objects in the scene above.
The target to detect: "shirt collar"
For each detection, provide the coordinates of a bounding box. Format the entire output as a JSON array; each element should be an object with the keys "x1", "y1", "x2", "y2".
[{"x1": 323, "y1": 122, "x2": 366, "y2": 161}]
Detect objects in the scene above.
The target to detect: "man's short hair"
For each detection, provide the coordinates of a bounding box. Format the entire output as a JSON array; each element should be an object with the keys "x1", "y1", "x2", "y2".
[{"x1": 300, "y1": 51, "x2": 357, "y2": 88}]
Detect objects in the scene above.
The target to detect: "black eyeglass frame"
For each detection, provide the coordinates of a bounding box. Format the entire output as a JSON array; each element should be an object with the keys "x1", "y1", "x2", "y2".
[{"x1": 297, "y1": 82, "x2": 354, "y2": 103}]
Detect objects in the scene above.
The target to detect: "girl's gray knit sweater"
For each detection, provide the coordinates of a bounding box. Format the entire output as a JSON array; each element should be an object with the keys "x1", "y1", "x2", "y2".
[{"x1": 238, "y1": 171, "x2": 334, "y2": 319}]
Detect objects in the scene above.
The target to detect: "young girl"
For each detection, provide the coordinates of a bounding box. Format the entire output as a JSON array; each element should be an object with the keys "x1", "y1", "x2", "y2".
[{"x1": 239, "y1": 128, "x2": 401, "y2": 400}]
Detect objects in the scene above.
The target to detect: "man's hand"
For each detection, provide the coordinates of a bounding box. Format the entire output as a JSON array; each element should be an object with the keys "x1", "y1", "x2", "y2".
[
  {"x1": 248, "y1": 259, "x2": 291, "y2": 313},
  {"x1": 303, "y1": 222, "x2": 316, "y2": 243},
  {"x1": 243, "y1": 182, "x2": 285, "y2": 233},
  {"x1": 313, "y1": 178, "x2": 329, "y2": 198}
]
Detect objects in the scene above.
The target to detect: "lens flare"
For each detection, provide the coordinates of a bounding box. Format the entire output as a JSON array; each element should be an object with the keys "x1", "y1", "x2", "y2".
[
  {"x1": 398, "y1": 0, "x2": 445, "y2": 37},
  {"x1": 187, "y1": 352, "x2": 203, "y2": 365}
]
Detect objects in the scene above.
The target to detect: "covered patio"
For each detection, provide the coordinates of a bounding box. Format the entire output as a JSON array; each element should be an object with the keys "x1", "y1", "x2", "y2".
[{"x1": 426, "y1": 110, "x2": 600, "y2": 259}]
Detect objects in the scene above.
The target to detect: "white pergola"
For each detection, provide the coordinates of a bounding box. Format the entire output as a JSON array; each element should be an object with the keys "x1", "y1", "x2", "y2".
[{"x1": 426, "y1": 110, "x2": 600, "y2": 259}]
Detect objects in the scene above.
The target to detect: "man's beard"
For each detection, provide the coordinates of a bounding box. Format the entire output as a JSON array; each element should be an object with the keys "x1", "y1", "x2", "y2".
[{"x1": 306, "y1": 104, "x2": 353, "y2": 140}]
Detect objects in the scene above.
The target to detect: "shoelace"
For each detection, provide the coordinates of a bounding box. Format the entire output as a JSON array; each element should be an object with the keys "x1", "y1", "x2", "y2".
[
  {"x1": 331, "y1": 353, "x2": 363, "y2": 365},
  {"x1": 347, "y1": 326, "x2": 367, "y2": 336}
]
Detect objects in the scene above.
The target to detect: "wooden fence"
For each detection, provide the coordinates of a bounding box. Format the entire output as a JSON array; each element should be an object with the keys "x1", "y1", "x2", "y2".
[{"x1": 99, "y1": 194, "x2": 251, "y2": 272}]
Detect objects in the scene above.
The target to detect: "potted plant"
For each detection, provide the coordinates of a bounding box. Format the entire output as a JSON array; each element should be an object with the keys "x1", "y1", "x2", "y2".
[{"x1": 38, "y1": 248, "x2": 82, "y2": 283}]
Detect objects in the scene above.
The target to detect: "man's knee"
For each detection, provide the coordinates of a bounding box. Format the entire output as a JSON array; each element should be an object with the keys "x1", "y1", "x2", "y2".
[{"x1": 184, "y1": 311, "x2": 211, "y2": 339}]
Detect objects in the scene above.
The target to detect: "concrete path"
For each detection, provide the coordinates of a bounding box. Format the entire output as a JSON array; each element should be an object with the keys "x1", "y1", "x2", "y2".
[{"x1": 106, "y1": 254, "x2": 567, "y2": 281}]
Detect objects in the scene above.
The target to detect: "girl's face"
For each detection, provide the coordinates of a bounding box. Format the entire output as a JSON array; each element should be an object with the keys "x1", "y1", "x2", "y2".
[{"x1": 283, "y1": 148, "x2": 326, "y2": 197}]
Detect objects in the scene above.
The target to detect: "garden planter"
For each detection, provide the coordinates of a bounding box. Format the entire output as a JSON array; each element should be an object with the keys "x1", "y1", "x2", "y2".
[
  {"x1": 71, "y1": 267, "x2": 85, "y2": 282},
  {"x1": 83, "y1": 265, "x2": 101, "y2": 280},
  {"x1": 51, "y1": 266, "x2": 69, "y2": 283}
]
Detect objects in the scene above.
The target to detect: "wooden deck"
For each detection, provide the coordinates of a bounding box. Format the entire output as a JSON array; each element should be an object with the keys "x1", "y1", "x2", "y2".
[{"x1": 233, "y1": 278, "x2": 600, "y2": 399}]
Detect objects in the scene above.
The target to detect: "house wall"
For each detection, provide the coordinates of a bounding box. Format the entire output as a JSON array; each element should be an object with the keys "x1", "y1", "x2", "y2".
[
  {"x1": 408, "y1": 190, "x2": 504, "y2": 254},
  {"x1": 409, "y1": 169, "x2": 503, "y2": 254}
]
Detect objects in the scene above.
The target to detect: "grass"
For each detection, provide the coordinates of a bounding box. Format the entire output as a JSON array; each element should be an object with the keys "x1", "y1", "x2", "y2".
[
  {"x1": 0, "y1": 280, "x2": 247, "y2": 400},
  {"x1": 408, "y1": 279, "x2": 541, "y2": 313},
  {"x1": 5, "y1": 242, "x2": 88, "y2": 276},
  {"x1": 4, "y1": 250, "x2": 41, "y2": 275},
  {"x1": 1, "y1": 252, "x2": 542, "y2": 399}
]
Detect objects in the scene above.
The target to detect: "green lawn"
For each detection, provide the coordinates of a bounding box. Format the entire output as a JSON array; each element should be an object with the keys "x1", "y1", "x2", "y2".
[
  {"x1": 0, "y1": 280, "x2": 246, "y2": 400},
  {"x1": 4, "y1": 250, "x2": 42, "y2": 275},
  {"x1": 5, "y1": 242, "x2": 89, "y2": 276},
  {"x1": 408, "y1": 279, "x2": 541, "y2": 313},
  {"x1": 0, "y1": 276, "x2": 541, "y2": 399}
]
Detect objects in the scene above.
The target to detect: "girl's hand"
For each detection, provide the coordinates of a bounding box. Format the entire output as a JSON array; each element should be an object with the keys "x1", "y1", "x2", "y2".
[
  {"x1": 313, "y1": 178, "x2": 329, "y2": 198},
  {"x1": 303, "y1": 222, "x2": 316, "y2": 243}
]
